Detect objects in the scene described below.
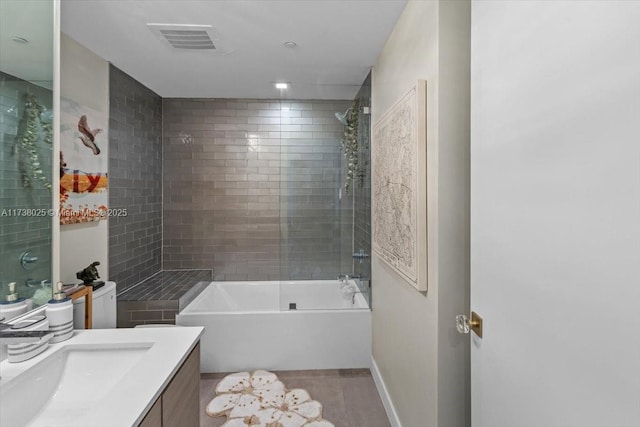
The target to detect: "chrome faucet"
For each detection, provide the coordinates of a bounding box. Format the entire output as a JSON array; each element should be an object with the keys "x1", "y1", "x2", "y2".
[
  {"x1": 0, "y1": 323, "x2": 54, "y2": 345},
  {"x1": 338, "y1": 274, "x2": 370, "y2": 288},
  {"x1": 352, "y1": 249, "x2": 369, "y2": 264},
  {"x1": 338, "y1": 274, "x2": 351, "y2": 288},
  {"x1": 0, "y1": 319, "x2": 54, "y2": 367}
]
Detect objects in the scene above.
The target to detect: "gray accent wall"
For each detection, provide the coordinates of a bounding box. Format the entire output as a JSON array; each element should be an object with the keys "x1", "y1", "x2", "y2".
[
  {"x1": 162, "y1": 98, "x2": 351, "y2": 280},
  {"x1": 108, "y1": 65, "x2": 162, "y2": 292}
]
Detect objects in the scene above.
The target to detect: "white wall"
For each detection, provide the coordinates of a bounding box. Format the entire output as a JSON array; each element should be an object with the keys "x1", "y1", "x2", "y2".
[
  {"x1": 371, "y1": 1, "x2": 470, "y2": 426},
  {"x1": 471, "y1": 1, "x2": 640, "y2": 426},
  {"x1": 59, "y1": 34, "x2": 109, "y2": 283}
]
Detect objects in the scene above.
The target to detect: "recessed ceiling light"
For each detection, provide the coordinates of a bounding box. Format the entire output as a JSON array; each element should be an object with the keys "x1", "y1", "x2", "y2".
[
  {"x1": 283, "y1": 41, "x2": 297, "y2": 48},
  {"x1": 11, "y1": 36, "x2": 29, "y2": 44},
  {"x1": 275, "y1": 83, "x2": 288, "y2": 90}
]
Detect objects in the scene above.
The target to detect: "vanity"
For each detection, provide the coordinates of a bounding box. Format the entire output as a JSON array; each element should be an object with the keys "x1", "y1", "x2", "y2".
[{"x1": 0, "y1": 326, "x2": 203, "y2": 427}]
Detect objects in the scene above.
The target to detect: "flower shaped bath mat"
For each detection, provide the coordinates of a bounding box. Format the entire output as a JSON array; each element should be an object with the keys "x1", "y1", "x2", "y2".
[{"x1": 206, "y1": 370, "x2": 335, "y2": 427}]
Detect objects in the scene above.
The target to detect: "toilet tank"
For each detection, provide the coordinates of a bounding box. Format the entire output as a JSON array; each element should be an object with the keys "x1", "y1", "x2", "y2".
[{"x1": 72, "y1": 281, "x2": 116, "y2": 329}]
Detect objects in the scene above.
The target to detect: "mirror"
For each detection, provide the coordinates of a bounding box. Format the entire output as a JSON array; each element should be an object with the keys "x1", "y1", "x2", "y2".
[{"x1": 0, "y1": 0, "x2": 55, "y2": 318}]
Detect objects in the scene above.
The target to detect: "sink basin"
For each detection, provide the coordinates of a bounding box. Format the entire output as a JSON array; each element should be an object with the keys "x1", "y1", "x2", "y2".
[
  {"x1": 0, "y1": 327, "x2": 202, "y2": 426},
  {"x1": 0, "y1": 343, "x2": 152, "y2": 427}
]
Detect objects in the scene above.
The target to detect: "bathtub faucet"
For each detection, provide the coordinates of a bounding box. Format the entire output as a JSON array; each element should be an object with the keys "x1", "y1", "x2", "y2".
[
  {"x1": 338, "y1": 274, "x2": 369, "y2": 290},
  {"x1": 341, "y1": 286, "x2": 365, "y2": 305},
  {"x1": 338, "y1": 274, "x2": 351, "y2": 288},
  {"x1": 338, "y1": 274, "x2": 362, "y2": 286}
]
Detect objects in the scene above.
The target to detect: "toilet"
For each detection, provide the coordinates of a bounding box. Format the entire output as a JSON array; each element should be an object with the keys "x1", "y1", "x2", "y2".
[{"x1": 72, "y1": 281, "x2": 117, "y2": 329}]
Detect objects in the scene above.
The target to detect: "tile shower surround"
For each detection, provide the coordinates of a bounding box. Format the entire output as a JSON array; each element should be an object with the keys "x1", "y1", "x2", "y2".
[
  {"x1": 0, "y1": 72, "x2": 52, "y2": 297},
  {"x1": 108, "y1": 65, "x2": 163, "y2": 292},
  {"x1": 162, "y1": 98, "x2": 354, "y2": 281}
]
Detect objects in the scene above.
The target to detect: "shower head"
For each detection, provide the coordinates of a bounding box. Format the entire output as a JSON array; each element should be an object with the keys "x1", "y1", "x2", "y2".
[{"x1": 334, "y1": 107, "x2": 353, "y2": 125}]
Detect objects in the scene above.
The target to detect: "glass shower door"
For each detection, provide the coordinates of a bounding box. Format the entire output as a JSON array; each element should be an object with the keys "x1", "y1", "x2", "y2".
[
  {"x1": 350, "y1": 73, "x2": 372, "y2": 308},
  {"x1": 278, "y1": 98, "x2": 367, "y2": 311}
]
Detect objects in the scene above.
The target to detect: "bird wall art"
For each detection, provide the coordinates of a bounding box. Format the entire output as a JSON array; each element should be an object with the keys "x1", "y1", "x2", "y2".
[{"x1": 77, "y1": 115, "x2": 102, "y2": 155}]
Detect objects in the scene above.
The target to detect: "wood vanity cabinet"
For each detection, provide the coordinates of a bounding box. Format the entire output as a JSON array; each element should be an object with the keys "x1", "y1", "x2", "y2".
[
  {"x1": 140, "y1": 399, "x2": 162, "y2": 426},
  {"x1": 139, "y1": 342, "x2": 200, "y2": 427}
]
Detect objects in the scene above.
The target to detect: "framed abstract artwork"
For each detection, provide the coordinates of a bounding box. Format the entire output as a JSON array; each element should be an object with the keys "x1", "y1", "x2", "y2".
[{"x1": 59, "y1": 98, "x2": 109, "y2": 225}]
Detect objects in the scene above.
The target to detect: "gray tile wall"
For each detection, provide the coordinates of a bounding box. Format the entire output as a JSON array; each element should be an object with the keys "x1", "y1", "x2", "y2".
[
  {"x1": 116, "y1": 269, "x2": 212, "y2": 327},
  {"x1": 279, "y1": 100, "x2": 352, "y2": 280},
  {"x1": 162, "y1": 98, "x2": 351, "y2": 280},
  {"x1": 108, "y1": 65, "x2": 163, "y2": 292},
  {"x1": 0, "y1": 71, "x2": 52, "y2": 302}
]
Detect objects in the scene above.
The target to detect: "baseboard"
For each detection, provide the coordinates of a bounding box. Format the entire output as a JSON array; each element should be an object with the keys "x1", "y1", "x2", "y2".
[{"x1": 371, "y1": 356, "x2": 402, "y2": 427}]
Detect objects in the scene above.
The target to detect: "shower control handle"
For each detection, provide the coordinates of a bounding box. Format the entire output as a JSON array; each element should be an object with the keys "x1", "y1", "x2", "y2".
[
  {"x1": 352, "y1": 249, "x2": 369, "y2": 263},
  {"x1": 20, "y1": 252, "x2": 38, "y2": 270}
]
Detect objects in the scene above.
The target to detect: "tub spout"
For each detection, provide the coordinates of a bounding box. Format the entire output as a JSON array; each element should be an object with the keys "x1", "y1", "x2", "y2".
[
  {"x1": 347, "y1": 290, "x2": 367, "y2": 305},
  {"x1": 337, "y1": 274, "x2": 350, "y2": 287}
]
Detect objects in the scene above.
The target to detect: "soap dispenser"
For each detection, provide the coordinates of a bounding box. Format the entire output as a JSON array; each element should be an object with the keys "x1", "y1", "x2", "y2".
[
  {"x1": 46, "y1": 281, "x2": 74, "y2": 343},
  {"x1": 0, "y1": 282, "x2": 29, "y2": 319}
]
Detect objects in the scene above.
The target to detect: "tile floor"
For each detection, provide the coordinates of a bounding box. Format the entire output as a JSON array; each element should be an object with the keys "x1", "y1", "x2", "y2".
[{"x1": 200, "y1": 369, "x2": 391, "y2": 427}]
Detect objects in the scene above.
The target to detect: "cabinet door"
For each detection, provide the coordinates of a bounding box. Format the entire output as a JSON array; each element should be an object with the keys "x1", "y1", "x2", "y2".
[
  {"x1": 139, "y1": 397, "x2": 162, "y2": 427},
  {"x1": 162, "y1": 343, "x2": 200, "y2": 427}
]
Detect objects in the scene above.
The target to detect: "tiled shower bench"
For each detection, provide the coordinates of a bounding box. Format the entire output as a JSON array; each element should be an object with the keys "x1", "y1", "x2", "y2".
[{"x1": 116, "y1": 269, "x2": 212, "y2": 328}]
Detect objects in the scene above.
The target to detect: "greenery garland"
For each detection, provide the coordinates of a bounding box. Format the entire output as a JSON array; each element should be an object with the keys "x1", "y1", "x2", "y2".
[
  {"x1": 13, "y1": 92, "x2": 52, "y2": 190},
  {"x1": 340, "y1": 98, "x2": 362, "y2": 193}
]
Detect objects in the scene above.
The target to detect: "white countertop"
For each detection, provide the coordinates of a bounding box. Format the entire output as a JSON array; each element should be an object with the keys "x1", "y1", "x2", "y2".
[{"x1": 0, "y1": 326, "x2": 204, "y2": 427}]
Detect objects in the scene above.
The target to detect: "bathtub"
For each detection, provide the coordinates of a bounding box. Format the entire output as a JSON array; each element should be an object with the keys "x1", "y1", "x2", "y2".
[{"x1": 176, "y1": 280, "x2": 371, "y2": 372}]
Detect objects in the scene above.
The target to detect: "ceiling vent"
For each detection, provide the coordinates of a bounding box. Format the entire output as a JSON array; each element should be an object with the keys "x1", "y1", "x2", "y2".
[{"x1": 147, "y1": 23, "x2": 232, "y2": 53}]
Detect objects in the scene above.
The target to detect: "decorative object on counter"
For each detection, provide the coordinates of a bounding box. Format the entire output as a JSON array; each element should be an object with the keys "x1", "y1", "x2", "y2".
[
  {"x1": 0, "y1": 282, "x2": 29, "y2": 320},
  {"x1": 206, "y1": 370, "x2": 335, "y2": 427},
  {"x1": 76, "y1": 261, "x2": 104, "y2": 288},
  {"x1": 46, "y1": 281, "x2": 74, "y2": 343},
  {"x1": 13, "y1": 93, "x2": 53, "y2": 190}
]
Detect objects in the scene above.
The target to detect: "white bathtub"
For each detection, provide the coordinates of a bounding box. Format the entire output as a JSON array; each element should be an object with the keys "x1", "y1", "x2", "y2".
[{"x1": 176, "y1": 280, "x2": 371, "y2": 372}]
